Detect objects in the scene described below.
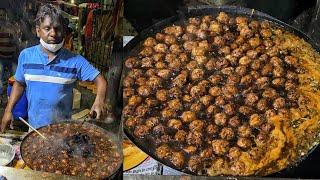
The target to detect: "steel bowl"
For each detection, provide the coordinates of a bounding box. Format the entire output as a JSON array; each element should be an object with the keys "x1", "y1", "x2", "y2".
[{"x1": 0, "y1": 144, "x2": 15, "y2": 166}]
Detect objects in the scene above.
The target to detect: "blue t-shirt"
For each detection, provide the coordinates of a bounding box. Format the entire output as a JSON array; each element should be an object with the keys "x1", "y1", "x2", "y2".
[{"x1": 14, "y1": 45, "x2": 100, "y2": 128}]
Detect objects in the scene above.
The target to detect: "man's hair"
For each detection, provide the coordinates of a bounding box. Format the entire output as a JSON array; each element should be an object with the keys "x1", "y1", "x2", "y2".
[{"x1": 35, "y1": 4, "x2": 66, "y2": 26}]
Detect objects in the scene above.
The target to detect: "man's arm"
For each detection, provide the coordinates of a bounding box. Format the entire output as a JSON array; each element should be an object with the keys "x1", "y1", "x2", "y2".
[
  {"x1": 90, "y1": 74, "x2": 107, "y2": 119},
  {"x1": 0, "y1": 81, "x2": 25, "y2": 132}
]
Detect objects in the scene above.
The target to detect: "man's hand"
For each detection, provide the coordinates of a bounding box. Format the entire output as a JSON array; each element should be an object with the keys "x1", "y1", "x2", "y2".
[
  {"x1": 92, "y1": 74, "x2": 107, "y2": 120},
  {"x1": 90, "y1": 100, "x2": 106, "y2": 120},
  {"x1": 1, "y1": 111, "x2": 13, "y2": 133}
]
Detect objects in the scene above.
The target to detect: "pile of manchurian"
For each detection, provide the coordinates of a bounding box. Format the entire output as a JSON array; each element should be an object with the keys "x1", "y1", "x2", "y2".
[
  {"x1": 21, "y1": 123, "x2": 122, "y2": 179},
  {"x1": 123, "y1": 12, "x2": 320, "y2": 176}
]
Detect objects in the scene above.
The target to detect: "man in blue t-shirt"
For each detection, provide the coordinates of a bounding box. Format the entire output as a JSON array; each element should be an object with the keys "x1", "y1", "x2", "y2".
[{"x1": 0, "y1": 4, "x2": 107, "y2": 131}]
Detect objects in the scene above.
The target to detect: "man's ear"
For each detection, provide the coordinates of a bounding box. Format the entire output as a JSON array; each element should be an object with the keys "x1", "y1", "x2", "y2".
[{"x1": 36, "y1": 25, "x2": 40, "y2": 38}]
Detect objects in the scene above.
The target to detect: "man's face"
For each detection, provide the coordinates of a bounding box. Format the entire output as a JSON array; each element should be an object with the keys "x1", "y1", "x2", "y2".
[{"x1": 36, "y1": 15, "x2": 65, "y2": 44}]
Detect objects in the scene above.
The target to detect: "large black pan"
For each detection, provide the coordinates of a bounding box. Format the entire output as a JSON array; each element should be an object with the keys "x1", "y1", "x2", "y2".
[
  {"x1": 121, "y1": 5, "x2": 320, "y2": 177},
  {"x1": 20, "y1": 120, "x2": 123, "y2": 179}
]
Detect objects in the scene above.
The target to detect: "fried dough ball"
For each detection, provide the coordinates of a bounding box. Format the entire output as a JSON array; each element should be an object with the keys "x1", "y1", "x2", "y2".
[
  {"x1": 219, "y1": 46, "x2": 231, "y2": 55},
  {"x1": 286, "y1": 71, "x2": 298, "y2": 80},
  {"x1": 191, "y1": 68, "x2": 205, "y2": 81},
  {"x1": 182, "y1": 111, "x2": 196, "y2": 123},
  {"x1": 170, "y1": 44, "x2": 182, "y2": 54},
  {"x1": 285, "y1": 80, "x2": 297, "y2": 91},
  {"x1": 228, "y1": 147, "x2": 242, "y2": 160},
  {"x1": 146, "y1": 69, "x2": 157, "y2": 77},
  {"x1": 208, "y1": 74, "x2": 223, "y2": 85},
  {"x1": 186, "y1": 24, "x2": 198, "y2": 34},
  {"x1": 235, "y1": 66, "x2": 247, "y2": 76},
  {"x1": 206, "y1": 105, "x2": 219, "y2": 116},
  {"x1": 135, "y1": 77, "x2": 147, "y2": 86},
  {"x1": 173, "y1": 73, "x2": 187, "y2": 87},
  {"x1": 191, "y1": 46, "x2": 206, "y2": 56},
  {"x1": 190, "y1": 85, "x2": 206, "y2": 97},
  {"x1": 272, "y1": 78, "x2": 286, "y2": 87},
  {"x1": 235, "y1": 16, "x2": 248, "y2": 25},
  {"x1": 249, "y1": 37, "x2": 261, "y2": 48},
  {"x1": 125, "y1": 57, "x2": 139, "y2": 69},
  {"x1": 228, "y1": 116, "x2": 241, "y2": 128},
  {"x1": 200, "y1": 22, "x2": 209, "y2": 31},
  {"x1": 264, "y1": 109, "x2": 276, "y2": 120},
  {"x1": 164, "y1": 25, "x2": 184, "y2": 37},
  {"x1": 213, "y1": 36, "x2": 226, "y2": 47},
  {"x1": 154, "y1": 43, "x2": 168, "y2": 53},
  {"x1": 171, "y1": 152, "x2": 185, "y2": 169},
  {"x1": 212, "y1": 139, "x2": 230, "y2": 155},
  {"x1": 164, "y1": 34, "x2": 177, "y2": 45},
  {"x1": 168, "y1": 119, "x2": 183, "y2": 130},
  {"x1": 261, "y1": 64, "x2": 273, "y2": 76},
  {"x1": 249, "y1": 114, "x2": 263, "y2": 127},
  {"x1": 200, "y1": 148, "x2": 214, "y2": 159},
  {"x1": 206, "y1": 123, "x2": 219, "y2": 135},
  {"x1": 139, "y1": 47, "x2": 153, "y2": 57},
  {"x1": 262, "y1": 88, "x2": 278, "y2": 99},
  {"x1": 134, "y1": 125, "x2": 150, "y2": 138},
  {"x1": 186, "y1": 60, "x2": 198, "y2": 71},
  {"x1": 161, "y1": 108, "x2": 177, "y2": 119},
  {"x1": 184, "y1": 146, "x2": 198, "y2": 154},
  {"x1": 123, "y1": 105, "x2": 135, "y2": 117},
  {"x1": 284, "y1": 55, "x2": 298, "y2": 66},
  {"x1": 255, "y1": 133, "x2": 268, "y2": 146},
  {"x1": 220, "y1": 127, "x2": 235, "y2": 140},
  {"x1": 188, "y1": 156, "x2": 202, "y2": 173},
  {"x1": 245, "y1": 93, "x2": 259, "y2": 106},
  {"x1": 261, "y1": 123, "x2": 273, "y2": 133},
  {"x1": 217, "y1": 12, "x2": 229, "y2": 24},
  {"x1": 257, "y1": 98, "x2": 269, "y2": 112},
  {"x1": 153, "y1": 124, "x2": 166, "y2": 135},
  {"x1": 239, "y1": 105, "x2": 253, "y2": 116},
  {"x1": 200, "y1": 95, "x2": 213, "y2": 106},
  {"x1": 168, "y1": 99, "x2": 183, "y2": 110},
  {"x1": 209, "y1": 86, "x2": 221, "y2": 97},
  {"x1": 156, "y1": 89, "x2": 168, "y2": 101},
  {"x1": 169, "y1": 87, "x2": 182, "y2": 99},
  {"x1": 123, "y1": 88, "x2": 135, "y2": 99},
  {"x1": 187, "y1": 131, "x2": 203, "y2": 146},
  {"x1": 189, "y1": 120, "x2": 205, "y2": 132},
  {"x1": 237, "y1": 137, "x2": 252, "y2": 149},
  {"x1": 135, "y1": 105, "x2": 148, "y2": 117},
  {"x1": 194, "y1": 55, "x2": 208, "y2": 65},
  {"x1": 175, "y1": 130, "x2": 187, "y2": 142},
  {"x1": 156, "y1": 144, "x2": 171, "y2": 159},
  {"x1": 179, "y1": 52, "x2": 189, "y2": 63},
  {"x1": 137, "y1": 86, "x2": 152, "y2": 97},
  {"x1": 147, "y1": 76, "x2": 162, "y2": 88},
  {"x1": 238, "y1": 125, "x2": 252, "y2": 138},
  {"x1": 145, "y1": 98, "x2": 158, "y2": 107},
  {"x1": 125, "y1": 117, "x2": 140, "y2": 128},
  {"x1": 256, "y1": 77, "x2": 270, "y2": 89},
  {"x1": 240, "y1": 74, "x2": 253, "y2": 86},
  {"x1": 214, "y1": 113, "x2": 227, "y2": 126},
  {"x1": 224, "y1": 103, "x2": 235, "y2": 116},
  {"x1": 157, "y1": 69, "x2": 171, "y2": 79},
  {"x1": 141, "y1": 57, "x2": 153, "y2": 68},
  {"x1": 128, "y1": 95, "x2": 142, "y2": 106},
  {"x1": 143, "y1": 37, "x2": 157, "y2": 47},
  {"x1": 209, "y1": 21, "x2": 222, "y2": 33},
  {"x1": 273, "y1": 97, "x2": 286, "y2": 109},
  {"x1": 215, "y1": 96, "x2": 226, "y2": 106},
  {"x1": 156, "y1": 33, "x2": 165, "y2": 41},
  {"x1": 145, "y1": 117, "x2": 159, "y2": 128},
  {"x1": 123, "y1": 76, "x2": 134, "y2": 87},
  {"x1": 260, "y1": 28, "x2": 272, "y2": 38},
  {"x1": 182, "y1": 33, "x2": 195, "y2": 41}
]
